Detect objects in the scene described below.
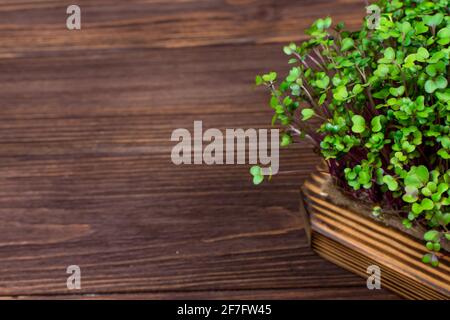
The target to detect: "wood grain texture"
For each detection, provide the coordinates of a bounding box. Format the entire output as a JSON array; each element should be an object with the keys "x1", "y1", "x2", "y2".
[
  {"x1": 0, "y1": 0, "x2": 366, "y2": 56},
  {"x1": 302, "y1": 171, "x2": 450, "y2": 300},
  {"x1": 0, "y1": 0, "x2": 398, "y2": 299}
]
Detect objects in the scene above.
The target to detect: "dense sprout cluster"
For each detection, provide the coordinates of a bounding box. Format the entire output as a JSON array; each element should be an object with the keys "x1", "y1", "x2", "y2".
[{"x1": 255, "y1": 0, "x2": 450, "y2": 265}]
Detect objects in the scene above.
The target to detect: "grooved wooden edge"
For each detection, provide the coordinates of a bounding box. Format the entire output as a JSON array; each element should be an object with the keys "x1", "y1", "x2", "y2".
[
  {"x1": 312, "y1": 233, "x2": 440, "y2": 300},
  {"x1": 299, "y1": 188, "x2": 312, "y2": 246},
  {"x1": 301, "y1": 170, "x2": 450, "y2": 300}
]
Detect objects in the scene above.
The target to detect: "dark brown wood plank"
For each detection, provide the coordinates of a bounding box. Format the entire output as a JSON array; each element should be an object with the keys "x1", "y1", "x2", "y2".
[
  {"x1": 0, "y1": 0, "x2": 366, "y2": 56},
  {"x1": 0, "y1": 0, "x2": 398, "y2": 299},
  {"x1": 3, "y1": 288, "x2": 396, "y2": 300}
]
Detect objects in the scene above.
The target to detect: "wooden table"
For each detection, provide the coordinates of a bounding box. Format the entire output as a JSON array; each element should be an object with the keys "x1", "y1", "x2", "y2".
[{"x1": 0, "y1": 0, "x2": 397, "y2": 299}]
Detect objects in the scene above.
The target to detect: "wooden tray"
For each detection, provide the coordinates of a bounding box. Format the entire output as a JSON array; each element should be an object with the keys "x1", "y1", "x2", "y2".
[{"x1": 300, "y1": 170, "x2": 450, "y2": 300}]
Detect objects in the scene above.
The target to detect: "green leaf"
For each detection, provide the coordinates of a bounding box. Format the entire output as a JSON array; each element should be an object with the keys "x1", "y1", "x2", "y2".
[
  {"x1": 422, "y1": 253, "x2": 431, "y2": 264},
  {"x1": 262, "y1": 72, "x2": 277, "y2": 82},
  {"x1": 389, "y1": 86, "x2": 405, "y2": 97},
  {"x1": 286, "y1": 67, "x2": 300, "y2": 82},
  {"x1": 437, "y1": 27, "x2": 450, "y2": 45},
  {"x1": 403, "y1": 185, "x2": 419, "y2": 203},
  {"x1": 384, "y1": 47, "x2": 395, "y2": 60},
  {"x1": 431, "y1": 257, "x2": 439, "y2": 268},
  {"x1": 403, "y1": 54, "x2": 417, "y2": 68},
  {"x1": 425, "y1": 80, "x2": 436, "y2": 93},
  {"x1": 414, "y1": 22, "x2": 428, "y2": 35},
  {"x1": 341, "y1": 38, "x2": 354, "y2": 51},
  {"x1": 371, "y1": 116, "x2": 383, "y2": 132},
  {"x1": 437, "y1": 149, "x2": 450, "y2": 159},
  {"x1": 383, "y1": 175, "x2": 399, "y2": 191},
  {"x1": 252, "y1": 174, "x2": 264, "y2": 185},
  {"x1": 301, "y1": 108, "x2": 315, "y2": 120},
  {"x1": 423, "y1": 13, "x2": 444, "y2": 27},
  {"x1": 372, "y1": 206, "x2": 382, "y2": 217},
  {"x1": 250, "y1": 166, "x2": 265, "y2": 185},
  {"x1": 428, "y1": 51, "x2": 446, "y2": 64},
  {"x1": 358, "y1": 171, "x2": 371, "y2": 184},
  {"x1": 437, "y1": 27, "x2": 450, "y2": 38},
  {"x1": 399, "y1": 21, "x2": 412, "y2": 35},
  {"x1": 323, "y1": 16, "x2": 332, "y2": 29},
  {"x1": 314, "y1": 17, "x2": 331, "y2": 30},
  {"x1": 250, "y1": 166, "x2": 262, "y2": 176},
  {"x1": 374, "y1": 64, "x2": 390, "y2": 78},
  {"x1": 318, "y1": 93, "x2": 327, "y2": 105},
  {"x1": 283, "y1": 43, "x2": 297, "y2": 55},
  {"x1": 280, "y1": 133, "x2": 292, "y2": 147},
  {"x1": 435, "y1": 76, "x2": 448, "y2": 89},
  {"x1": 402, "y1": 219, "x2": 412, "y2": 229},
  {"x1": 283, "y1": 46, "x2": 293, "y2": 55},
  {"x1": 423, "y1": 230, "x2": 439, "y2": 242},
  {"x1": 416, "y1": 47, "x2": 429, "y2": 61},
  {"x1": 421, "y1": 187, "x2": 432, "y2": 197},
  {"x1": 425, "y1": 76, "x2": 448, "y2": 94},
  {"x1": 433, "y1": 243, "x2": 441, "y2": 252},
  {"x1": 405, "y1": 166, "x2": 429, "y2": 188},
  {"x1": 270, "y1": 96, "x2": 278, "y2": 109},
  {"x1": 412, "y1": 203, "x2": 423, "y2": 214},
  {"x1": 351, "y1": 115, "x2": 366, "y2": 134},
  {"x1": 372, "y1": 89, "x2": 390, "y2": 99},
  {"x1": 420, "y1": 198, "x2": 434, "y2": 211},
  {"x1": 316, "y1": 76, "x2": 330, "y2": 89},
  {"x1": 426, "y1": 64, "x2": 437, "y2": 77},
  {"x1": 442, "y1": 213, "x2": 450, "y2": 226},
  {"x1": 352, "y1": 84, "x2": 363, "y2": 95},
  {"x1": 333, "y1": 85, "x2": 348, "y2": 101},
  {"x1": 315, "y1": 18, "x2": 325, "y2": 30}
]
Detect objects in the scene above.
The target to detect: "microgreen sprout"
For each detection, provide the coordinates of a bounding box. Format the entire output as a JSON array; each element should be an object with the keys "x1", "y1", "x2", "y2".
[{"x1": 254, "y1": 0, "x2": 450, "y2": 266}]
